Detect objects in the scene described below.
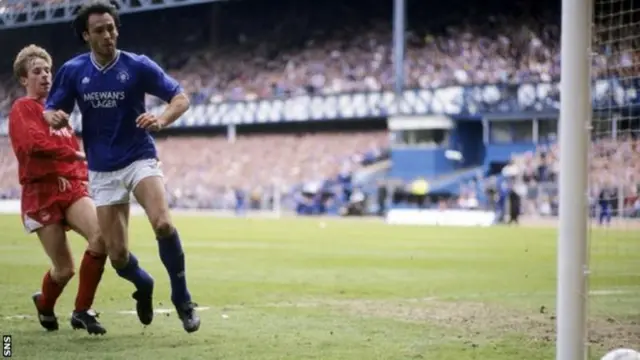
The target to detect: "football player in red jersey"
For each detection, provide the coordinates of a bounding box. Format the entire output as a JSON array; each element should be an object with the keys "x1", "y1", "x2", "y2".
[{"x1": 8, "y1": 45, "x2": 108, "y2": 335}]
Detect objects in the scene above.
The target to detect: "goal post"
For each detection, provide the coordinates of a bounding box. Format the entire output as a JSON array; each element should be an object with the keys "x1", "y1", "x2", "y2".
[{"x1": 556, "y1": 0, "x2": 592, "y2": 359}]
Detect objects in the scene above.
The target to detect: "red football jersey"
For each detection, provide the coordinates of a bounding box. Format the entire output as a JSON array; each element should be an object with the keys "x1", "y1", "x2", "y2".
[{"x1": 9, "y1": 97, "x2": 88, "y2": 185}]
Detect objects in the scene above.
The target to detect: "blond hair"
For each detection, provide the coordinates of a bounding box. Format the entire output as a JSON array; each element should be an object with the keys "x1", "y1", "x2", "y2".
[{"x1": 13, "y1": 44, "x2": 52, "y2": 80}]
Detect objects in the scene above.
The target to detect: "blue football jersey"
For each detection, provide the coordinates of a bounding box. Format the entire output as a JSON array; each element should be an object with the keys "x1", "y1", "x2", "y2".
[{"x1": 45, "y1": 50, "x2": 182, "y2": 172}]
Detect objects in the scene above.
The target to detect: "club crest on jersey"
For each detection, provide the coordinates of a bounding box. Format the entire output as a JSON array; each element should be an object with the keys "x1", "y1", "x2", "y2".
[
  {"x1": 39, "y1": 211, "x2": 51, "y2": 222},
  {"x1": 49, "y1": 127, "x2": 73, "y2": 138},
  {"x1": 117, "y1": 70, "x2": 129, "y2": 83}
]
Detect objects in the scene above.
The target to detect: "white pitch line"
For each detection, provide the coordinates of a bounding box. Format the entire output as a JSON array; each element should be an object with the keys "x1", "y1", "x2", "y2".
[
  {"x1": 448, "y1": 289, "x2": 638, "y2": 299},
  {"x1": 3, "y1": 306, "x2": 213, "y2": 321},
  {"x1": 590, "y1": 289, "x2": 637, "y2": 296},
  {"x1": 4, "y1": 314, "x2": 33, "y2": 320},
  {"x1": 116, "y1": 306, "x2": 211, "y2": 315}
]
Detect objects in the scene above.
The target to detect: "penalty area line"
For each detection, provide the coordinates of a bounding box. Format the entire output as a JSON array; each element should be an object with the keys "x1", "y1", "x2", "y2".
[
  {"x1": 116, "y1": 306, "x2": 212, "y2": 315},
  {"x1": 3, "y1": 306, "x2": 214, "y2": 321},
  {"x1": 439, "y1": 289, "x2": 638, "y2": 300}
]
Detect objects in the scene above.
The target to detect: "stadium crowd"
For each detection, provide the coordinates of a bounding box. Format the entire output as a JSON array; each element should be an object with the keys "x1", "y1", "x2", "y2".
[
  {"x1": 156, "y1": 131, "x2": 388, "y2": 209},
  {"x1": 1, "y1": 0, "x2": 636, "y2": 115},
  {"x1": 1, "y1": 0, "x2": 563, "y2": 115},
  {"x1": 473, "y1": 134, "x2": 640, "y2": 219},
  {"x1": 0, "y1": 131, "x2": 389, "y2": 207}
]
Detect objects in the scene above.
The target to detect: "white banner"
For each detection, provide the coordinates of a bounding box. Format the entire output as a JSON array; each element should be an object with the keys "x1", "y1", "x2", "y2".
[
  {"x1": 386, "y1": 208, "x2": 496, "y2": 227},
  {"x1": 0, "y1": 200, "x2": 20, "y2": 213}
]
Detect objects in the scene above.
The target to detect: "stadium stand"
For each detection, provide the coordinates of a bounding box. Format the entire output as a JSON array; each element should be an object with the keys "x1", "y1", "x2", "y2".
[
  {"x1": 460, "y1": 136, "x2": 640, "y2": 219},
  {"x1": 156, "y1": 131, "x2": 388, "y2": 209},
  {"x1": 0, "y1": 0, "x2": 564, "y2": 114},
  {"x1": 0, "y1": 0, "x2": 638, "y2": 220}
]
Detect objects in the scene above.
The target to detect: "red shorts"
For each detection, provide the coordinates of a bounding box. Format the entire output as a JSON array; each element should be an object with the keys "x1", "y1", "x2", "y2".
[{"x1": 21, "y1": 178, "x2": 89, "y2": 233}]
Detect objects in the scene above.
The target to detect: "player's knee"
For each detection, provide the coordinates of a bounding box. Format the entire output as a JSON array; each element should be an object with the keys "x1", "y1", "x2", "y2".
[
  {"x1": 52, "y1": 266, "x2": 75, "y2": 284},
  {"x1": 86, "y1": 232, "x2": 107, "y2": 255},
  {"x1": 152, "y1": 217, "x2": 174, "y2": 239},
  {"x1": 107, "y1": 246, "x2": 129, "y2": 268}
]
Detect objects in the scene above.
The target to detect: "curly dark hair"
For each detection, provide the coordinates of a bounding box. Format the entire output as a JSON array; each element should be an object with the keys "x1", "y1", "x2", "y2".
[{"x1": 72, "y1": 0, "x2": 121, "y2": 42}]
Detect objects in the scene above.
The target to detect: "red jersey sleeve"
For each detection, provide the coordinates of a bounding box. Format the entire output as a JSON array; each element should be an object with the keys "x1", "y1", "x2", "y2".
[{"x1": 9, "y1": 100, "x2": 78, "y2": 162}]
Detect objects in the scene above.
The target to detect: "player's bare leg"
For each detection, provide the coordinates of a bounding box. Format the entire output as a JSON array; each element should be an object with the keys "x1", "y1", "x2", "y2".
[
  {"x1": 33, "y1": 225, "x2": 76, "y2": 331},
  {"x1": 97, "y1": 203, "x2": 155, "y2": 325},
  {"x1": 65, "y1": 197, "x2": 108, "y2": 335},
  {"x1": 134, "y1": 176, "x2": 200, "y2": 333}
]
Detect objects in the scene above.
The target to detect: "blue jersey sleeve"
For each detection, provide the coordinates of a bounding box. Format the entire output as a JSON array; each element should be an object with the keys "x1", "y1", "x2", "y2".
[
  {"x1": 139, "y1": 55, "x2": 182, "y2": 103},
  {"x1": 45, "y1": 63, "x2": 77, "y2": 114}
]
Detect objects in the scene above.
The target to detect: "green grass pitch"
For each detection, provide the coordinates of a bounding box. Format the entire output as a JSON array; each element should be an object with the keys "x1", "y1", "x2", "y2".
[{"x1": 0, "y1": 214, "x2": 638, "y2": 360}]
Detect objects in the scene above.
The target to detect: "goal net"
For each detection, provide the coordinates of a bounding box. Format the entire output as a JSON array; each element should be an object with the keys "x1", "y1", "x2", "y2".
[{"x1": 588, "y1": 0, "x2": 640, "y2": 357}]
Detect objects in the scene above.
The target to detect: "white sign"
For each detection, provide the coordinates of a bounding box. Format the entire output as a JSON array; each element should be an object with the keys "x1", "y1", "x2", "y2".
[
  {"x1": 0, "y1": 200, "x2": 20, "y2": 214},
  {"x1": 386, "y1": 209, "x2": 496, "y2": 227}
]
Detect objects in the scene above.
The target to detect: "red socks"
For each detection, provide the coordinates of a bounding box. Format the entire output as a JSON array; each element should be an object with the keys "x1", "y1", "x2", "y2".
[
  {"x1": 74, "y1": 250, "x2": 107, "y2": 312},
  {"x1": 38, "y1": 271, "x2": 66, "y2": 311},
  {"x1": 37, "y1": 250, "x2": 106, "y2": 313}
]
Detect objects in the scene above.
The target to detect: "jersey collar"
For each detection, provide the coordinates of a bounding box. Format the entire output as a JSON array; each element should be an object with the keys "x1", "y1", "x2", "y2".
[{"x1": 90, "y1": 50, "x2": 121, "y2": 73}]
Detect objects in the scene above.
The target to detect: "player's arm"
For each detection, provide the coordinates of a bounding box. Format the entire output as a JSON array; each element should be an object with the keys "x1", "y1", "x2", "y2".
[
  {"x1": 43, "y1": 63, "x2": 77, "y2": 129},
  {"x1": 9, "y1": 101, "x2": 83, "y2": 161},
  {"x1": 137, "y1": 55, "x2": 190, "y2": 130},
  {"x1": 156, "y1": 92, "x2": 190, "y2": 128},
  {"x1": 72, "y1": 136, "x2": 89, "y2": 182}
]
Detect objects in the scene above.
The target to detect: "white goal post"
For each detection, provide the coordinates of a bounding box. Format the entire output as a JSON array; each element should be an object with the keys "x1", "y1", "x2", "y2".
[{"x1": 556, "y1": 0, "x2": 592, "y2": 359}]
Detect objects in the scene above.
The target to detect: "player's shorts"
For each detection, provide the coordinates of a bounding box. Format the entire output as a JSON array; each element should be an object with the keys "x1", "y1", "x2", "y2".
[
  {"x1": 88, "y1": 158, "x2": 163, "y2": 207},
  {"x1": 21, "y1": 177, "x2": 89, "y2": 233}
]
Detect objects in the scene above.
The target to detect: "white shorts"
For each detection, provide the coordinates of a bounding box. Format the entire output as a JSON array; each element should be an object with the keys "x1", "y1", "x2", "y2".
[{"x1": 88, "y1": 158, "x2": 163, "y2": 207}]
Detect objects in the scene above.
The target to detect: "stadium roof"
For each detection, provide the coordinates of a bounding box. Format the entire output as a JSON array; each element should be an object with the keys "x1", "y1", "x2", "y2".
[{"x1": 0, "y1": 0, "x2": 222, "y2": 30}]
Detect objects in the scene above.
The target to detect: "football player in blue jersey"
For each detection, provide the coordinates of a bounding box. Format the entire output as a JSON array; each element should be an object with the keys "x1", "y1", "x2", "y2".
[{"x1": 43, "y1": 0, "x2": 200, "y2": 333}]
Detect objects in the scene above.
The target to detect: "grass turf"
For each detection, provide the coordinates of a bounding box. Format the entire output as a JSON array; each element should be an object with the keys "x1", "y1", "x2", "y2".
[{"x1": 0, "y1": 214, "x2": 638, "y2": 360}]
